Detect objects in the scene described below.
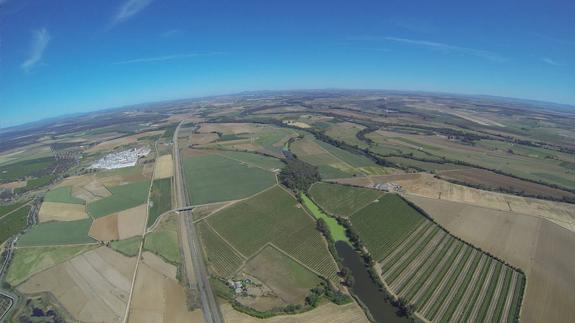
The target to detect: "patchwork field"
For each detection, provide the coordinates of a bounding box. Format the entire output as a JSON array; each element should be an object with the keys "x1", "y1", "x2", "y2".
[
  {"x1": 56, "y1": 174, "x2": 112, "y2": 203},
  {"x1": 197, "y1": 221, "x2": 245, "y2": 277},
  {"x1": 89, "y1": 204, "x2": 147, "y2": 241},
  {"x1": 182, "y1": 150, "x2": 277, "y2": 205},
  {"x1": 5, "y1": 244, "x2": 96, "y2": 286},
  {"x1": 202, "y1": 186, "x2": 339, "y2": 281},
  {"x1": 17, "y1": 247, "x2": 137, "y2": 323},
  {"x1": 345, "y1": 193, "x2": 524, "y2": 323},
  {"x1": 153, "y1": 154, "x2": 174, "y2": 179},
  {"x1": 337, "y1": 173, "x2": 575, "y2": 233},
  {"x1": 44, "y1": 186, "x2": 85, "y2": 204},
  {"x1": 38, "y1": 201, "x2": 87, "y2": 222},
  {"x1": 407, "y1": 195, "x2": 575, "y2": 323},
  {"x1": 309, "y1": 182, "x2": 383, "y2": 218},
  {"x1": 18, "y1": 218, "x2": 95, "y2": 246},
  {"x1": 87, "y1": 180, "x2": 150, "y2": 218}
]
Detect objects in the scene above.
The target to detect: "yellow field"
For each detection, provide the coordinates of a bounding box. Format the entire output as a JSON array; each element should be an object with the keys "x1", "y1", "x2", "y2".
[
  {"x1": 38, "y1": 202, "x2": 87, "y2": 222},
  {"x1": 154, "y1": 154, "x2": 174, "y2": 179}
]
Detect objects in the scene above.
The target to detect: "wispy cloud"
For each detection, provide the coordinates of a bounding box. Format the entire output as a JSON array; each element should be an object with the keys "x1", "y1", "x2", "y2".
[
  {"x1": 113, "y1": 52, "x2": 222, "y2": 65},
  {"x1": 112, "y1": 0, "x2": 153, "y2": 25},
  {"x1": 540, "y1": 57, "x2": 563, "y2": 66},
  {"x1": 381, "y1": 36, "x2": 506, "y2": 62},
  {"x1": 21, "y1": 28, "x2": 51, "y2": 72},
  {"x1": 160, "y1": 29, "x2": 183, "y2": 38}
]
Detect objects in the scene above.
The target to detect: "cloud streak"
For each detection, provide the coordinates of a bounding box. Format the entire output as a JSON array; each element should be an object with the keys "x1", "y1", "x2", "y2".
[
  {"x1": 21, "y1": 28, "x2": 51, "y2": 72},
  {"x1": 540, "y1": 57, "x2": 563, "y2": 66},
  {"x1": 112, "y1": 0, "x2": 153, "y2": 25},
  {"x1": 112, "y1": 52, "x2": 222, "y2": 65},
  {"x1": 383, "y1": 36, "x2": 506, "y2": 62}
]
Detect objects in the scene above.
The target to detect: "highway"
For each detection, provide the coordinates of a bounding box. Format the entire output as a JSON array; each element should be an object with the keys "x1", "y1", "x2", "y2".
[{"x1": 173, "y1": 122, "x2": 224, "y2": 323}]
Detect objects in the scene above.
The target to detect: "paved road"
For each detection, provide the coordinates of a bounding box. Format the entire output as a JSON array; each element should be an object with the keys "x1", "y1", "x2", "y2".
[{"x1": 173, "y1": 122, "x2": 224, "y2": 323}]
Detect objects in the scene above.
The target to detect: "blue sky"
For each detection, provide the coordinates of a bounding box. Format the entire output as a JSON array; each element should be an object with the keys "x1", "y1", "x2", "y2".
[{"x1": 1, "y1": 0, "x2": 574, "y2": 126}]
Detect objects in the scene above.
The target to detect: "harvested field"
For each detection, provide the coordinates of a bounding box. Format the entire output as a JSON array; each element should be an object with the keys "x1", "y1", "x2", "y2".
[
  {"x1": 408, "y1": 195, "x2": 575, "y2": 323},
  {"x1": 290, "y1": 137, "x2": 362, "y2": 179},
  {"x1": 309, "y1": 182, "x2": 383, "y2": 218},
  {"x1": 437, "y1": 168, "x2": 575, "y2": 201},
  {"x1": 206, "y1": 186, "x2": 339, "y2": 281},
  {"x1": 89, "y1": 204, "x2": 147, "y2": 241},
  {"x1": 96, "y1": 165, "x2": 149, "y2": 185},
  {"x1": 190, "y1": 132, "x2": 219, "y2": 145},
  {"x1": 18, "y1": 218, "x2": 95, "y2": 246},
  {"x1": 142, "y1": 251, "x2": 177, "y2": 279},
  {"x1": 220, "y1": 301, "x2": 369, "y2": 323},
  {"x1": 153, "y1": 154, "x2": 174, "y2": 179},
  {"x1": 5, "y1": 245, "x2": 96, "y2": 286},
  {"x1": 18, "y1": 247, "x2": 137, "y2": 323},
  {"x1": 38, "y1": 201, "x2": 87, "y2": 222},
  {"x1": 242, "y1": 245, "x2": 321, "y2": 306},
  {"x1": 183, "y1": 153, "x2": 276, "y2": 205},
  {"x1": 0, "y1": 180, "x2": 26, "y2": 189},
  {"x1": 128, "y1": 260, "x2": 202, "y2": 323}
]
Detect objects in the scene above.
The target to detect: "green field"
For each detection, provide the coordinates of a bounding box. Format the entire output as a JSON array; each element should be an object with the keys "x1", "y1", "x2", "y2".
[
  {"x1": 217, "y1": 150, "x2": 284, "y2": 170},
  {"x1": 315, "y1": 139, "x2": 376, "y2": 168},
  {"x1": 144, "y1": 216, "x2": 181, "y2": 264},
  {"x1": 350, "y1": 194, "x2": 425, "y2": 260},
  {"x1": 110, "y1": 236, "x2": 142, "y2": 257},
  {"x1": 300, "y1": 193, "x2": 349, "y2": 243},
  {"x1": 0, "y1": 206, "x2": 30, "y2": 244},
  {"x1": 207, "y1": 186, "x2": 338, "y2": 280},
  {"x1": 197, "y1": 221, "x2": 244, "y2": 277},
  {"x1": 17, "y1": 219, "x2": 95, "y2": 247},
  {"x1": 0, "y1": 156, "x2": 56, "y2": 182},
  {"x1": 5, "y1": 245, "x2": 96, "y2": 286},
  {"x1": 0, "y1": 201, "x2": 27, "y2": 218},
  {"x1": 308, "y1": 182, "x2": 383, "y2": 217},
  {"x1": 183, "y1": 153, "x2": 277, "y2": 205},
  {"x1": 148, "y1": 177, "x2": 172, "y2": 228},
  {"x1": 44, "y1": 186, "x2": 85, "y2": 204},
  {"x1": 87, "y1": 180, "x2": 150, "y2": 218}
]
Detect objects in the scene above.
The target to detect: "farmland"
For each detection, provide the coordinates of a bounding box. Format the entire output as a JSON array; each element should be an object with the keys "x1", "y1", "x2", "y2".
[
  {"x1": 197, "y1": 221, "x2": 245, "y2": 277},
  {"x1": 44, "y1": 186, "x2": 85, "y2": 204},
  {"x1": 87, "y1": 179, "x2": 150, "y2": 218},
  {"x1": 347, "y1": 193, "x2": 524, "y2": 322},
  {"x1": 203, "y1": 186, "x2": 339, "y2": 281},
  {"x1": 18, "y1": 218, "x2": 95, "y2": 246},
  {"x1": 0, "y1": 205, "x2": 30, "y2": 244},
  {"x1": 110, "y1": 236, "x2": 142, "y2": 257},
  {"x1": 5, "y1": 244, "x2": 97, "y2": 286},
  {"x1": 148, "y1": 177, "x2": 172, "y2": 227},
  {"x1": 308, "y1": 182, "x2": 383, "y2": 218},
  {"x1": 300, "y1": 193, "x2": 349, "y2": 243},
  {"x1": 182, "y1": 151, "x2": 277, "y2": 205},
  {"x1": 144, "y1": 214, "x2": 181, "y2": 264}
]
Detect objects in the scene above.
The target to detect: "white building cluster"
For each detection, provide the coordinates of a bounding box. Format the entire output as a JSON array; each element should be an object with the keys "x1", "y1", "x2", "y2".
[{"x1": 90, "y1": 146, "x2": 151, "y2": 170}]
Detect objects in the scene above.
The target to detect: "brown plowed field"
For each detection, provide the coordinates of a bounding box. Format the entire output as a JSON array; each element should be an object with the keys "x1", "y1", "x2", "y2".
[
  {"x1": 89, "y1": 204, "x2": 147, "y2": 241},
  {"x1": 437, "y1": 168, "x2": 575, "y2": 201},
  {"x1": 407, "y1": 195, "x2": 575, "y2": 323}
]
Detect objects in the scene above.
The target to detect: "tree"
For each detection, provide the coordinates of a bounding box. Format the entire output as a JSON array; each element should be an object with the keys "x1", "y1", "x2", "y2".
[{"x1": 279, "y1": 158, "x2": 321, "y2": 192}]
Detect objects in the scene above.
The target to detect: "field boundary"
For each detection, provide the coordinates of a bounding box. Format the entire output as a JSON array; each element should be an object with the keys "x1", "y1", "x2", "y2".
[{"x1": 203, "y1": 220, "x2": 248, "y2": 260}]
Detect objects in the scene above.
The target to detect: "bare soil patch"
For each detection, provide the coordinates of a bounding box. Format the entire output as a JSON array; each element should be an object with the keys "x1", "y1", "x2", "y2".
[
  {"x1": 89, "y1": 213, "x2": 120, "y2": 241},
  {"x1": 18, "y1": 247, "x2": 136, "y2": 323},
  {"x1": 142, "y1": 251, "x2": 177, "y2": 280},
  {"x1": 407, "y1": 195, "x2": 575, "y2": 323},
  {"x1": 0, "y1": 180, "x2": 27, "y2": 189},
  {"x1": 154, "y1": 154, "x2": 174, "y2": 179},
  {"x1": 129, "y1": 261, "x2": 201, "y2": 323},
  {"x1": 38, "y1": 202, "x2": 87, "y2": 222},
  {"x1": 89, "y1": 204, "x2": 147, "y2": 241}
]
